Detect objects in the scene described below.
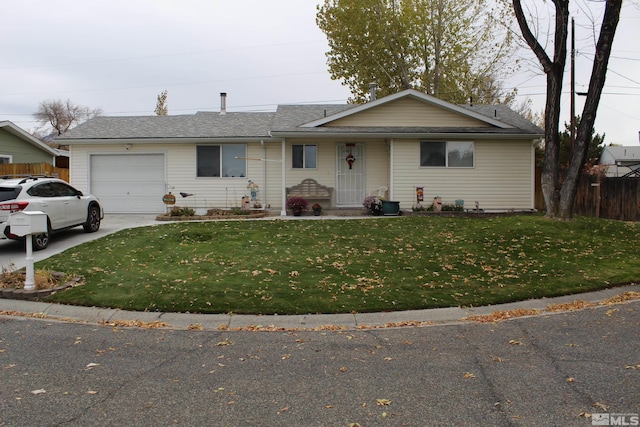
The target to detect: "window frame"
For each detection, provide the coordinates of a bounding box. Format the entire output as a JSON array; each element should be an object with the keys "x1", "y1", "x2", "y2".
[
  {"x1": 196, "y1": 144, "x2": 247, "y2": 178},
  {"x1": 420, "y1": 141, "x2": 475, "y2": 168},
  {"x1": 292, "y1": 144, "x2": 318, "y2": 169}
]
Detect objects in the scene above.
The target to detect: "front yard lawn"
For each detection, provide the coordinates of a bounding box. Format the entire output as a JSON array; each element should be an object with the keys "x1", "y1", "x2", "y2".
[{"x1": 40, "y1": 215, "x2": 640, "y2": 315}]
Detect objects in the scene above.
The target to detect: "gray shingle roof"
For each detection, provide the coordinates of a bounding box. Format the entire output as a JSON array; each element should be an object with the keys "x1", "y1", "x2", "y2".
[
  {"x1": 58, "y1": 96, "x2": 542, "y2": 142},
  {"x1": 59, "y1": 112, "x2": 276, "y2": 140}
]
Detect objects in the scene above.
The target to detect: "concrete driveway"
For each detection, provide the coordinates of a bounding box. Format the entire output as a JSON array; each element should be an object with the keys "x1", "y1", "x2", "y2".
[{"x1": 0, "y1": 214, "x2": 158, "y2": 270}]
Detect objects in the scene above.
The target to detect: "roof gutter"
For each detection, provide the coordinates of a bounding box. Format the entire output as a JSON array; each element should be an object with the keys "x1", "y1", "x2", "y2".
[{"x1": 269, "y1": 131, "x2": 544, "y2": 140}]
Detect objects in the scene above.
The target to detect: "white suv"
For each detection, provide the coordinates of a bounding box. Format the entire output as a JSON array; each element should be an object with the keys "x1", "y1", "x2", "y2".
[{"x1": 0, "y1": 176, "x2": 103, "y2": 250}]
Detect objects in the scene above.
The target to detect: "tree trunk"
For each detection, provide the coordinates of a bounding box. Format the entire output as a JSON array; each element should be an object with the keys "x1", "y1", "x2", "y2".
[
  {"x1": 513, "y1": 0, "x2": 621, "y2": 220},
  {"x1": 558, "y1": 0, "x2": 622, "y2": 219}
]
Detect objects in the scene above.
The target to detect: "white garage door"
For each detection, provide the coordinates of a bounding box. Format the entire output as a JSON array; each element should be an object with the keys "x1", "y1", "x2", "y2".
[{"x1": 90, "y1": 154, "x2": 166, "y2": 213}]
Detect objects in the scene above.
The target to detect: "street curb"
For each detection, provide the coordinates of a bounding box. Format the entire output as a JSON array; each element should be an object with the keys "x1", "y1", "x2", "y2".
[{"x1": 0, "y1": 284, "x2": 638, "y2": 331}]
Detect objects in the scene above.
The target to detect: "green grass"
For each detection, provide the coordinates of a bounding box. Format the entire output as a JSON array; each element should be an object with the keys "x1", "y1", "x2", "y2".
[{"x1": 39, "y1": 215, "x2": 640, "y2": 315}]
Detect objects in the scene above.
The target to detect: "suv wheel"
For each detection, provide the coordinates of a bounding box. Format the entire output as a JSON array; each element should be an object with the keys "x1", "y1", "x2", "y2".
[
  {"x1": 32, "y1": 223, "x2": 51, "y2": 251},
  {"x1": 83, "y1": 205, "x2": 101, "y2": 233}
]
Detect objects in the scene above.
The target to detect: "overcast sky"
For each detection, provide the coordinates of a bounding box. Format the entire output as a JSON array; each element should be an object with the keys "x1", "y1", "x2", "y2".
[{"x1": 1, "y1": 0, "x2": 639, "y2": 145}]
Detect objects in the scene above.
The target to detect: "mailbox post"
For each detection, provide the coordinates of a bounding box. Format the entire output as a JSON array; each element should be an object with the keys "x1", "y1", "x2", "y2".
[{"x1": 9, "y1": 211, "x2": 48, "y2": 290}]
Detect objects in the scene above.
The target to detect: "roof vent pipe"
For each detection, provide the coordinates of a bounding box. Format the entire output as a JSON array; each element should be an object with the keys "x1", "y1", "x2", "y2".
[
  {"x1": 220, "y1": 92, "x2": 227, "y2": 115},
  {"x1": 369, "y1": 83, "x2": 377, "y2": 101}
]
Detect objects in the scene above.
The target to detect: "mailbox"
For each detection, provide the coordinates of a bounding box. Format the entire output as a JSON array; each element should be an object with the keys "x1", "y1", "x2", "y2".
[{"x1": 9, "y1": 211, "x2": 48, "y2": 237}]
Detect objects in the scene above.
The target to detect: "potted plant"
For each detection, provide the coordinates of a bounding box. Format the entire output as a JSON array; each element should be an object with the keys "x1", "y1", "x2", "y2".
[
  {"x1": 312, "y1": 203, "x2": 322, "y2": 216},
  {"x1": 286, "y1": 196, "x2": 309, "y2": 216},
  {"x1": 363, "y1": 195, "x2": 384, "y2": 215}
]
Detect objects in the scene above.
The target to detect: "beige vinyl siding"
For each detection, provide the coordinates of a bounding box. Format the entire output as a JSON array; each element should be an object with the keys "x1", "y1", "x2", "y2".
[
  {"x1": 325, "y1": 98, "x2": 491, "y2": 128},
  {"x1": 392, "y1": 139, "x2": 534, "y2": 210},
  {"x1": 363, "y1": 139, "x2": 389, "y2": 197},
  {"x1": 71, "y1": 142, "x2": 270, "y2": 211}
]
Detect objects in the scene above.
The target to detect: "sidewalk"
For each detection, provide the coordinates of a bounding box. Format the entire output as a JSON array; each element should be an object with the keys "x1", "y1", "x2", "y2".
[{"x1": 1, "y1": 283, "x2": 638, "y2": 330}]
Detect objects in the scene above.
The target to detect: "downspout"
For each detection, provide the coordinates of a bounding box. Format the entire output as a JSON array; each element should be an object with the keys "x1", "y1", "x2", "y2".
[
  {"x1": 281, "y1": 138, "x2": 287, "y2": 216},
  {"x1": 389, "y1": 139, "x2": 394, "y2": 200},
  {"x1": 261, "y1": 139, "x2": 267, "y2": 208}
]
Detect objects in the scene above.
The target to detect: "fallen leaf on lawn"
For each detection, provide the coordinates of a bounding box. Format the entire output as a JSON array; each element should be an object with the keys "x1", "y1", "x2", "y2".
[
  {"x1": 464, "y1": 372, "x2": 476, "y2": 379},
  {"x1": 509, "y1": 340, "x2": 523, "y2": 345},
  {"x1": 30, "y1": 389, "x2": 46, "y2": 395},
  {"x1": 376, "y1": 399, "x2": 391, "y2": 406},
  {"x1": 216, "y1": 339, "x2": 233, "y2": 346}
]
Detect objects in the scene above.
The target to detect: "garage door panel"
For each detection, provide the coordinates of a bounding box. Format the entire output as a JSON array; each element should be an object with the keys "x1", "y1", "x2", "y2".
[{"x1": 90, "y1": 154, "x2": 165, "y2": 213}]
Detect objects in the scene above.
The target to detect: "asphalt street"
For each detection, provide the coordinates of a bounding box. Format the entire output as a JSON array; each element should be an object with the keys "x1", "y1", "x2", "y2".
[{"x1": 1, "y1": 300, "x2": 638, "y2": 427}]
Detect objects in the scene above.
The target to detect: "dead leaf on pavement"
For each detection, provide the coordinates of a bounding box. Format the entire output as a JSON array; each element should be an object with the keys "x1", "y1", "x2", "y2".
[
  {"x1": 509, "y1": 340, "x2": 524, "y2": 345},
  {"x1": 464, "y1": 372, "x2": 476, "y2": 379},
  {"x1": 216, "y1": 339, "x2": 233, "y2": 346},
  {"x1": 30, "y1": 389, "x2": 46, "y2": 395},
  {"x1": 376, "y1": 398, "x2": 391, "y2": 406}
]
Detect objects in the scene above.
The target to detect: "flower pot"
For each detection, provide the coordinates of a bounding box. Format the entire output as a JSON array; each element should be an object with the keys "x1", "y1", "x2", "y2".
[
  {"x1": 293, "y1": 209, "x2": 302, "y2": 217},
  {"x1": 382, "y1": 200, "x2": 400, "y2": 216},
  {"x1": 313, "y1": 209, "x2": 322, "y2": 216}
]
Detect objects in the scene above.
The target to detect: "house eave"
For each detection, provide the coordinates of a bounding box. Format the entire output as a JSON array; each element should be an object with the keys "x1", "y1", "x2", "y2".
[
  {"x1": 60, "y1": 136, "x2": 275, "y2": 145},
  {"x1": 270, "y1": 131, "x2": 543, "y2": 140}
]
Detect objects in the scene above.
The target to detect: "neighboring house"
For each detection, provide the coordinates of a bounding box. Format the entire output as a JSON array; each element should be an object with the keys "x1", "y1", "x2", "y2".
[
  {"x1": 599, "y1": 146, "x2": 640, "y2": 177},
  {"x1": 57, "y1": 89, "x2": 543, "y2": 214},
  {"x1": 0, "y1": 121, "x2": 59, "y2": 165}
]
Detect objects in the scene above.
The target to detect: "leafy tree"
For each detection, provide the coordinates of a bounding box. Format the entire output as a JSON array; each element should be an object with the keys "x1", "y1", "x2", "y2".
[
  {"x1": 316, "y1": 0, "x2": 518, "y2": 104},
  {"x1": 155, "y1": 90, "x2": 168, "y2": 116},
  {"x1": 513, "y1": 0, "x2": 622, "y2": 219},
  {"x1": 33, "y1": 99, "x2": 102, "y2": 138}
]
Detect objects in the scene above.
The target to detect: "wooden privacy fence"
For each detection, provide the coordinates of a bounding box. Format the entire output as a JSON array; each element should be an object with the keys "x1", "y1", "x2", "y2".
[
  {"x1": 535, "y1": 168, "x2": 640, "y2": 221},
  {"x1": 0, "y1": 163, "x2": 69, "y2": 183}
]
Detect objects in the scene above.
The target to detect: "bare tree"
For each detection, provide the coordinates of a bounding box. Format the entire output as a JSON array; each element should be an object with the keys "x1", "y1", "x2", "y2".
[
  {"x1": 33, "y1": 99, "x2": 102, "y2": 138},
  {"x1": 155, "y1": 90, "x2": 168, "y2": 116},
  {"x1": 512, "y1": 0, "x2": 622, "y2": 219}
]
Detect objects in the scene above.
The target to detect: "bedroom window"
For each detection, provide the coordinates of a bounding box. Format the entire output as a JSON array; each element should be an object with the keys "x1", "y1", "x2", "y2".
[
  {"x1": 197, "y1": 145, "x2": 246, "y2": 177},
  {"x1": 420, "y1": 141, "x2": 474, "y2": 167},
  {"x1": 292, "y1": 144, "x2": 317, "y2": 169}
]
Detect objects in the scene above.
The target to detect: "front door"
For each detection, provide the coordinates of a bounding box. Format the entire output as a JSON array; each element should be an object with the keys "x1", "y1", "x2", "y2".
[{"x1": 336, "y1": 143, "x2": 365, "y2": 206}]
